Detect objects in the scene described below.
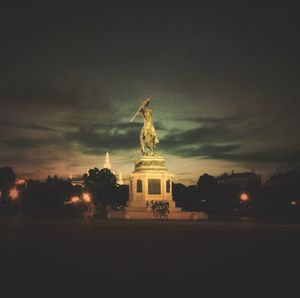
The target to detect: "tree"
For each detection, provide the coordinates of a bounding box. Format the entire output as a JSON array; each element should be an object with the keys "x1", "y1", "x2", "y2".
[
  {"x1": 172, "y1": 183, "x2": 187, "y2": 209},
  {"x1": 46, "y1": 175, "x2": 59, "y2": 186},
  {"x1": 22, "y1": 179, "x2": 74, "y2": 214},
  {"x1": 197, "y1": 173, "x2": 217, "y2": 190},
  {"x1": 197, "y1": 174, "x2": 219, "y2": 212},
  {"x1": 83, "y1": 168, "x2": 117, "y2": 208},
  {"x1": 0, "y1": 167, "x2": 16, "y2": 190},
  {"x1": 83, "y1": 168, "x2": 116, "y2": 188},
  {"x1": 0, "y1": 167, "x2": 17, "y2": 210}
]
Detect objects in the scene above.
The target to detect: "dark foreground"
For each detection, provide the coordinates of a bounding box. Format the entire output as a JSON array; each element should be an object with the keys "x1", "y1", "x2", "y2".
[{"x1": 1, "y1": 215, "x2": 299, "y2": 295}]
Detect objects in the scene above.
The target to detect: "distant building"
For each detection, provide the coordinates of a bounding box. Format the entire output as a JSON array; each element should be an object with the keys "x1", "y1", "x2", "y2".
[
  {"x1": 69, "y1": 173, "x2": 84, "y2": 187},
  {"x1": 117, "y1": 172, "x2": 124, "y2": 185},
  {"x1": 218, "y1": 170, "x2": 261, "y2": 188},
  {"x1": 102, "y1": 152, "x2": 127, "y2": 185},
  {"x1": 265, "y1": 171, "x2": 300, "y2": 186},
  {"x1": 103, "y1": 151, "x2": 112, "y2": 170},
  {"x1": 68, "y1": 152, "x2": 127, "y2": 187}
]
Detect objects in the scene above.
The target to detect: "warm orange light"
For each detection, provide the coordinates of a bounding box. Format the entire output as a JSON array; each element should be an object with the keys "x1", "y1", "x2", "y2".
[
  {"x1": 9, "y1": 188, "x2": 19, "y2": 200},
  {"x1": 290, "y1": 200, "x2": 297, "y2": 206},
  {"x1": 71, "y1": 196, "x2": 80, "y2": 203},
  {"x1": 16, "y1": 179, "x2": 26, "y2": 185},
  {"x1": 83, "y1": 193, "x2": 91, "y2": 203},
  {"x1": 240, "y1": 193, "x2": 249, "y2": 202}
]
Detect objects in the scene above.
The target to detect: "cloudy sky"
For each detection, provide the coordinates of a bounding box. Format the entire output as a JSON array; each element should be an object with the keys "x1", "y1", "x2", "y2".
[{"x1": 1, "y1": 1, "x2": 299, "y2": 184}]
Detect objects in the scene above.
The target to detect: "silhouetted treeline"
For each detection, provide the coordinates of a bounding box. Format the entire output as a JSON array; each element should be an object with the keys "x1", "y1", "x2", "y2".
[
  {"x1": 173, "y1": 171, "x2": 300, "y2": 221},
  {"x1": 0, "y1": 167, "x2": 17, "y2": 212},
  {"x1": 83, "y1": 168, "x2": 128, "y2": 209},
  {"x1": 1, "y1": 166, "x2": 300, "y2": 220},
  {"x1": 21, "y1": 178, "x2": 74, "y2": 213},
  {"x1": 255, "y1": 171, "x2": 300, "y2": 219},
  {"x1": 0, "y1": 167, "x2": 128, "y2": 215}
]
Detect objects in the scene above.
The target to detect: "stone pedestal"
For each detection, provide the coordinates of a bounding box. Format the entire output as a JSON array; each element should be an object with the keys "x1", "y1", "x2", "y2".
[
  {"x1": 106, "y1": 154, "x2": 208, "y2": 221},
  {"x1": 127, "y1": 155, "x2": 180, "y2": 211},
  {"x1": 107, "y1": 210, "x2": 208, "y2": 220}
]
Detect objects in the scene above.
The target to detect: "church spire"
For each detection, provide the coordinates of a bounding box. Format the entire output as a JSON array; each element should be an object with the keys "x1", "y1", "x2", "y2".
[
  {"x1": 103, "y1": 151, "x2": 112, "y2": 170},
  {"x1": 117, "y1": 172, "x2": 124, "y2": 185}
]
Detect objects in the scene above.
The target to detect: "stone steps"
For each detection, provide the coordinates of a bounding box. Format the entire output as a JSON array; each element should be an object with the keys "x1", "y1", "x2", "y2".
[{"x1": 106, "y1": 210, "x2": 208, "y2": 220}]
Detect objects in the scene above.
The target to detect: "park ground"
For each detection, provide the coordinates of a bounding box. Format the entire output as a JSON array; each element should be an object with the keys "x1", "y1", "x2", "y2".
[{"x1": 0, "y1": 215, "x2": 299, "y2": 295}]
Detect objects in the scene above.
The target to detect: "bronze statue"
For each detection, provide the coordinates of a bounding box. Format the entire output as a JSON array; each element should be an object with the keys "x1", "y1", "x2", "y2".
[{"x1": 130, "y1": 96, "x2": 159, "y2": 155}]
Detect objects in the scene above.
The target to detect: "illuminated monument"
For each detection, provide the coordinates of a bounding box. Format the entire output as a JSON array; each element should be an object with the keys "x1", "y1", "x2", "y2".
[
  {"x1": 127, "y1": 96, "x2": 177, "y2": 210},
  {"x1": 107, "y1": 97, "x2": 207, "y2": 220}
]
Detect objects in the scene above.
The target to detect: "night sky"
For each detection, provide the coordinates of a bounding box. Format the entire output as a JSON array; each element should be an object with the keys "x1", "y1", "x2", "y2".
[{"x1": 1, "y1": 2, "x2": 299, "y2": 184}]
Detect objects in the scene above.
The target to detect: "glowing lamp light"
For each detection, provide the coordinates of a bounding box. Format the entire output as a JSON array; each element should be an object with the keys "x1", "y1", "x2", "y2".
[
  {"x1": 290, "y1": 200, "x2": 297, "y2": 206},
  {"x1": 9, "y1": 188, "x2": 19, "y2": 200},
  {"x1": 83, "y1": 193, "x2": 91, "y2": 203},
  {"x1": 71, "y1": 196, "x2": 80, "y2": 203},
  {"x1": 16, "y1": 179, "x2": 26, "y2": 185},
  {"x1": 240, "y1": 193, "x2": 249, "y2": 202}
]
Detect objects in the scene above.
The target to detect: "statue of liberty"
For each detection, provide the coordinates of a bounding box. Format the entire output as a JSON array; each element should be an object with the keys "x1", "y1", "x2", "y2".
[{"x1": 130, "y1": 96, "x2": 159, "y2": 155}]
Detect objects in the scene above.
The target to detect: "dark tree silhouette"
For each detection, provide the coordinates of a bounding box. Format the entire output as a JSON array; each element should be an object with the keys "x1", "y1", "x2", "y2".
[
  {"x1": 21, "y1": 177, "x2": 74, "y2": 214},
  {"x1": 197, "y1": 173, "x2": 217, "y2": 190},
  {"x1": 173, "y1": 183, "x2": 187, "y2": 209},
  {"x1": 0, "y1": 167, "x2": 16, "y2": 190},
  {"x1": 0, "y1": 167, "x2": 17, "y2": 209},
  {"x1": 83, "y1": 168, "x2": 117, "y2": 209},
  {"x1": 83, "y1": 168, "x2": 116, "y2": 188},
  {"x1": 173, "y1": 183, "x2": 205, "y2": 211},
  {"x1": 256, "y1": 171, "x2": 300, "y2": 219},
  {"x1": 197, "y1": 174, "x2": 219, "y2": 212},
  {"x1": 46, "y1": 175, "x2": 59, "y2": 186}
]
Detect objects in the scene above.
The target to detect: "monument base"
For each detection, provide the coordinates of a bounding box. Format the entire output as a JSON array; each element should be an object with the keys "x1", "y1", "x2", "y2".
[
  {"x1": 112, "y1": 153, "x2": 208, "y2": 220},
  {"x1": 126, "y1": 199, "x2": 181, "y2": 212},
  {"x1": 128, "y1": 154, "x2": 177, "y2": 212},
  {"x1": 106, "y1": 210, "x2": 208, "y2": 221}
]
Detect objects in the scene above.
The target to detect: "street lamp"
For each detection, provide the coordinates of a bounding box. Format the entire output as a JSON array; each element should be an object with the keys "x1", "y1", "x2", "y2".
[
  {"x1": 240, "y1": 193, "x2": 249, "y2": 202},
  {"x1": 9, "y1": 188, "x2": 19, "y2": 200},
  {"x1": 240, "y1": 193, "x2": 249, "y2": 213},
  {"x1": 83, "y1": 193, "x2": 91, "y2": 203},
  {"x1": 71, "y1": 196, "x2": 80, "y2": 203}
]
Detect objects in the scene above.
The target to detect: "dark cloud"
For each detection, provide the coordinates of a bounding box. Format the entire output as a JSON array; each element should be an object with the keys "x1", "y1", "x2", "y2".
[
  {"x1": 0, "y1": 75, "x2": 114, "y2": 123},
  {"x1": 1, "y1": 105, "x2": 299, "y2": 170},
  {"x1": 167, "y1": 142, "x2": 300, "y2": 165},
  {"x1": 183, "y1": 113, "x2": 246, "y2": 125},
  {"x1": 6, "y1": 106, "x2": 289, "y2": 168},
  {"x1": 0, "y1": 120, "x2": 58, "y2": 132},
  {"x1": 65, "y1": 124, "x2": 140, "y2": 155},
  {"x1": 157, "y1": 114, "x2": 300, "y2": 165},
  {"x1": 222, "y1": 149, "x2": 300, "y2": 165},
  {"x1": 0, "y1": 138, "x2": 50, "y2": 149},
  {"x1": 172, "y1": 144, "x2": 241, "y2": 158},
  {"x1": 1, "y1": 77, "x2": 82, "y2": 105},
  {"x1": 161, "y1": 125, "x2": 238, "y2": 148}
]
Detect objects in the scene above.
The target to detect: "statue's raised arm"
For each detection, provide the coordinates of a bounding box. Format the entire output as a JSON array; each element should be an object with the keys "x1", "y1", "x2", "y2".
[
  {"x1": 130, "y1": 96, "x2": 159, "y2": 155},
  {"x1": 130, "y1": 96, "x2": 153, "y2": 123}
]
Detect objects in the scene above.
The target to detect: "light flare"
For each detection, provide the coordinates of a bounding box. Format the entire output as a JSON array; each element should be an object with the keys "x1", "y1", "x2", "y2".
[
  {"x1": 83, "y1": 193, "x2": 91, "y2": 203},
  {"x1": 9, "y1": 188, "x2": 19, "y2": 200},
  {"x1": 240, "y1": 193, "x2": 249, "y2": 202},
  {"x1": 71, "y1": 196, "x2": 80, "y2": 203}
]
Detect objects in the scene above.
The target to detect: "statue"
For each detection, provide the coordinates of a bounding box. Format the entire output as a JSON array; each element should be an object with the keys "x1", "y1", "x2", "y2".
[{"x1": 130, "y1": 96, "x2": 159, "y2": 155}]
